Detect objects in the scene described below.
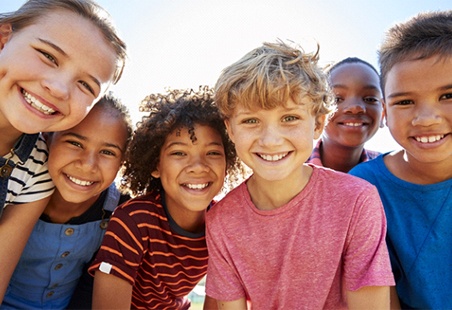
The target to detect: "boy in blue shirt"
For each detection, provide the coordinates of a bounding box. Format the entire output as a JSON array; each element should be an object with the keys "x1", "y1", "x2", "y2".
[{"x1": 350, "y1": 10, "x2": 452, "y2": 309}]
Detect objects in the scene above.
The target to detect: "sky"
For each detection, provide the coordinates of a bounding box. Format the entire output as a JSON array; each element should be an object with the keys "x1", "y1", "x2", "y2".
[{"x1": 3, "y1": 0, "x2": 451, "y2": 152}]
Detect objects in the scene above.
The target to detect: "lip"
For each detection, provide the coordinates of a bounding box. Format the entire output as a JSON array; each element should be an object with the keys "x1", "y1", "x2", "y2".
[{"x1": 20, "y1": 88, "x2": 60, "y2": 117}]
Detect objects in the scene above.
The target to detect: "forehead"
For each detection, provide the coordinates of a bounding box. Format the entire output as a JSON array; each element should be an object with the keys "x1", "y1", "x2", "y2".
[
  {"x1": 330, "y1": 63, "x2": 379, "y2": 85},
  {"x1": 24, "y1": 10, "x2": 117, "y2": 85},
  {"x1": 384, "y1": 55, "x2": 452, "y2": 95},
  {"x1": 166, "y1": 124, "x2": 223, "y2": 144}
]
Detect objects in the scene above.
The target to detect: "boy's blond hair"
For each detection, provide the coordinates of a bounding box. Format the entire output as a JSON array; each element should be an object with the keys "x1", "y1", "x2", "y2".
[
  {"x1": 378, "y1": 10, "x2": 452, "y2": 93},
  {"x1": 214, "y1": 40, "x2": 333, "y2": 119}
]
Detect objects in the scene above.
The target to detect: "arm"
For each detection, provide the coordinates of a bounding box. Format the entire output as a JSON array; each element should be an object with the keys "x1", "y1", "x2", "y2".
[
  {"x1": 216, "y1": 298, "x2": 247, "y2": 310},
  {"x1": 0, "y1": 198, "x2": 49, "y2": 302},
  {"x1": 92, "y1": 270, "x2": 133, "y2": 309},
  {"x1": 346, "y1": 286, "x2": 390, "y2": 310},
  {"x1": 203, "y1": 295, "x2": 218, "y2": 310},
  {"x1": 390, "y1": 286, "x2": 401, "y2": 310}
]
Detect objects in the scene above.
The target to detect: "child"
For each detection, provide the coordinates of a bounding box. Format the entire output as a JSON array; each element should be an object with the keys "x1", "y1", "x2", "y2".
[
  {"x1": 205, "y1": 40, "x2": 395, "y2": 309},
  {"x1": 89, "y1": 87, "x2": 244, "y2": 309},
  {"x1": 1, "y1": 94, "x2": 132, "y2": 309},
  {"x1": 0, "y1": 0, "x2": 126, "y2": 301},
  {"x1": 307, "y1": 57, "x2": 384, "y2": 172},
  {"x1": 349, "y1": 11, "x2": 452, "y2": 309}
]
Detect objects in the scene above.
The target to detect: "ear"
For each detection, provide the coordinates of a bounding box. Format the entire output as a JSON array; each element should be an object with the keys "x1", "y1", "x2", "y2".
[
  {"x1": 382, "y1": 99, "x2": 388, "y2": 127},
  {"x1": 313, "y1": 114, "x2": 326, "y2": 140},
  {"x1": 151, "y1": 169, "x2": 160, "y2": 179},
  {"x1": 224, "y1": 119, "x2": 235, "y2": 143},
  {"x1": 379, "y1": 106, "x2": 385, "y2": 128},
  {"x1": 0, "y1": 24, "x2": 13, "y2": 49}
]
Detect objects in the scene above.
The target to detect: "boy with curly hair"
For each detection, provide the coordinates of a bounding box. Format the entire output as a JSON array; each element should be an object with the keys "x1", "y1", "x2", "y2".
[
  {"x1": 350, "y1": 11, "x2": 452, "y2": 309},
  {"x1": 89, "y1": 87, "x2": 244, "y2": 309},
  {"x1": 205, "y1": 40, "x2": 395, "y2": 309}
]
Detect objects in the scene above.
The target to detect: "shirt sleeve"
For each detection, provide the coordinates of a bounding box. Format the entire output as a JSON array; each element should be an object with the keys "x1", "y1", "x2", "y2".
[{"x1": 343, "y1": 185, "x2": 395, "y2": 290}]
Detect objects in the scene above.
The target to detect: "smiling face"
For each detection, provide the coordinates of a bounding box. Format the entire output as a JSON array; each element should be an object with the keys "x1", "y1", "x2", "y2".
[
  {"x1": 152, "y1": 124, "x2": 227, "y2": 223},
  {"x1": 384, "y1": 55, "x2": 452, "y2": 166},
  {"x1": 323, "y1": 62, "x2": 383, "y2": 149},
  {"x1": 47, "y1": 105, "x2": 128, "y2": 205},
  {"x1": 225, "y1": 98, "x2": 324, "y2": 184},
  {"x1": 0, "y1": 9, "x2": 117, "y2": 135}
]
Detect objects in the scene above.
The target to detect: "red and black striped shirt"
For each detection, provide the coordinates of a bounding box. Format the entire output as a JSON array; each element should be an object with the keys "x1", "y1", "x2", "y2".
[{"x1": 89, "y1": 191, "x2": 209, "y2": 309}]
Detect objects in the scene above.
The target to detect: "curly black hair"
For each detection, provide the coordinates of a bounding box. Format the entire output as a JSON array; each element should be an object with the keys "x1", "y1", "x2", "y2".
[{"x1": 120, "y1": 86, "x2": 245, "y2": 197}]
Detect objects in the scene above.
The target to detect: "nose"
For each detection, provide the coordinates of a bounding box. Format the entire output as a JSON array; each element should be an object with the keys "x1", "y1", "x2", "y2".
[
  {"x1": 258, "y1": 124, "x2": 283, "y2": 147},
  {"x1": 75, "y1": 151, "x2": 98, "y2": 172},
  {"x1": 41, "y1": 73, "x2": 71, "y2": 100},
  {"x1": 342, "y1": 97, "x2": 366, "y2": 114},
  {"x1": 187, "y1": 155, "x2": 210, "y2": 173},
  {"x1": 411, "y1": 103, "x2": 442, "y2": 127}
]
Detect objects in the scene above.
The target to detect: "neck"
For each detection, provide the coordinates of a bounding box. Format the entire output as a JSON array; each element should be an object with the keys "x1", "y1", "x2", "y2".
[
  {"x1": 385, "y1": 150, "x2": 452, "y2": 184},
  {"x1": 44, "y1": 191, "x2": 99, "y2": 224},
  {"x1": 0, "y1": 123, "x2": 24, "y2": 157},
  {"x1": 247, "y1": 165, "x2": 312, "y2": 211},
  {"x1": 320, "y1": 140, "x2": 364, "y2": 172}
]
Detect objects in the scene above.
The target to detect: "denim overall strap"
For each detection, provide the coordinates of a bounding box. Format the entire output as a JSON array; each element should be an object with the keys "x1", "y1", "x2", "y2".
[{"x1": 0, "y1": 133, "x2": 40, "y2": 217}]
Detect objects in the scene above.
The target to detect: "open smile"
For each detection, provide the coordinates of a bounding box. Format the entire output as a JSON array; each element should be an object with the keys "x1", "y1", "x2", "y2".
[
  {"x1": 22, "y1": 89, "x2": 56, "y2": 115},
  {"x1": 66, "y1": 174, "x2": 95, "y2": 186},
  {"x1": 414, "y1": 134, "x2": 445, "y2": 144},
  {"x1": 257, "y1": 152, "x2": 289, "y2": 162}
]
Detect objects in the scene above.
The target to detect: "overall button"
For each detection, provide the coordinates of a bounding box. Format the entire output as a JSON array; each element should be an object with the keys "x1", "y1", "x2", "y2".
[
  {"x1": 64, "y1": 228, "x2": 74, "y2": 236},
  {"x1": 54, "y1": 264, "x2": 63, "y2": 270},
  {"x1": 46, "y1": 291, "x2": 54, "y2": 298},
  {"x1": 61, "y1": 251, "x2": 70, "y2": 258}
]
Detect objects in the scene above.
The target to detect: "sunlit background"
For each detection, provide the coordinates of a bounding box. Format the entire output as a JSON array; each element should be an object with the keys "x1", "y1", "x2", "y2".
[{"x1": 3, "y1": 0, "x2": 451, "y2": 152}]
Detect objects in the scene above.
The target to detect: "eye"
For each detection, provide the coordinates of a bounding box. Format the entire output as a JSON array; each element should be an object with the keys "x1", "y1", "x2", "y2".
[
  {"x1": 334, "y1": 96, "x2": 344, "y2": 104},
  {"x1": 100, "y1": 149, "x2": 117, "y2": 157},
  {"x1": 393, "y1": 99, "x2": 413, "y2": 106},
  {"x1": 282, "y1": 115, "x2": 299, "y2": 122},
  {"x1": 207, "y1": 150, "x2": 224, "y2": 157},
  {"x1": 79, "y1": 80, "x2": 95, "y2": 96},
  {"x1": 170, "y1": 151, "x2": 186, "y2": 156},
  {"x1": 440, "y1": 92, "x2": 452, "y2": 101},
  {"x1": 242, "y1": 118, "x2": 258, "y2": 124},
  {"x1": 38, "y1": 50, "x2": 57, "y2": 65},
  {"x1": 364, "y1": 97, "x2": 381, "y2": 104},
  {"x1": 67, "y1": 140, "x2": 82, "y2": 148}
]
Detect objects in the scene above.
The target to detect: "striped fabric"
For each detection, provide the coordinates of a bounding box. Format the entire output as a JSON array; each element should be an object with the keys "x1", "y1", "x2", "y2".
[
  {"x1": 4, "y1": 134, "x2": 54, "y2": 206},
  {"x1": 89, "y1": 192, "x2": 208, "y2": 310}
]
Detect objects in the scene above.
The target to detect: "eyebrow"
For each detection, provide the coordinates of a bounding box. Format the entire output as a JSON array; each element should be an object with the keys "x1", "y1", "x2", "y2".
[
  {"x1": 38, "y1": 38, "x2": 101, "y2": 90},
  {"x1": 332, "y1": 83, "x2": 381, "y2": 91},
  {"x1": 164, "y1": 141, "x2": 223, "y2": 149},
  {"x1": 62, "y1": 132, "x2": 124, "y2": 152}
]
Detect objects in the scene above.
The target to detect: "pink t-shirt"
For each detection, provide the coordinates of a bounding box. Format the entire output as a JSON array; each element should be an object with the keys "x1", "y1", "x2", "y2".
[{"x1": 206, "y1": 165, "x2": 394, "y2": 309}]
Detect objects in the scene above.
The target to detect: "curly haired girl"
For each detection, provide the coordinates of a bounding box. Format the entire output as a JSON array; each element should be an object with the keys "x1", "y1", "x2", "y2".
[{"x1": 89, "y1": 86, "x2": 243, "y2": 309}]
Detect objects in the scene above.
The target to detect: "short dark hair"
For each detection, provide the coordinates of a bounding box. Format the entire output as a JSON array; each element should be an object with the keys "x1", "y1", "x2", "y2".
[{"x1": 378, "y1": 10, "x2": 452, "y2": 92}]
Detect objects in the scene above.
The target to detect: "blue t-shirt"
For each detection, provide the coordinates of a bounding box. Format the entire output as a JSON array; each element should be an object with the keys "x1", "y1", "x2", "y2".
[{"x1": 350, "y1": 154, "x2": 452, "y2": 309}]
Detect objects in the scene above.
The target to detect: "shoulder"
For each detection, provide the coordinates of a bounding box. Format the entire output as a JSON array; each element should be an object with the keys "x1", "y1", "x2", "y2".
[
  {"x1": 208, "y1": 182, "x2": 248, "y2": 217},
  {"x1": 113, "y1": 191, "x2": 164, "y2": 220}
]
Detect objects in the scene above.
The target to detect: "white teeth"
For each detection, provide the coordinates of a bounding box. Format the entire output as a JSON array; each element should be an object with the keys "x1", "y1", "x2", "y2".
[
  {"x1": 344, "y1": 122, "x2": 363, "y2": 127},
  {"x1": 185, "y1": 183, "x2": 209, "y2": 190},
  {"x1": 22, "y1": 90, "x2": 56, "y2": 115},
  {"x1": 260, "y1": 153, "x2": 287, "y2": 161},
  {"x1": 67, "y1": 175, "x2": 94, "y2": 186},
  {"x1": 415, "y1": 135, "x2": 444, "y2": 143}
]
